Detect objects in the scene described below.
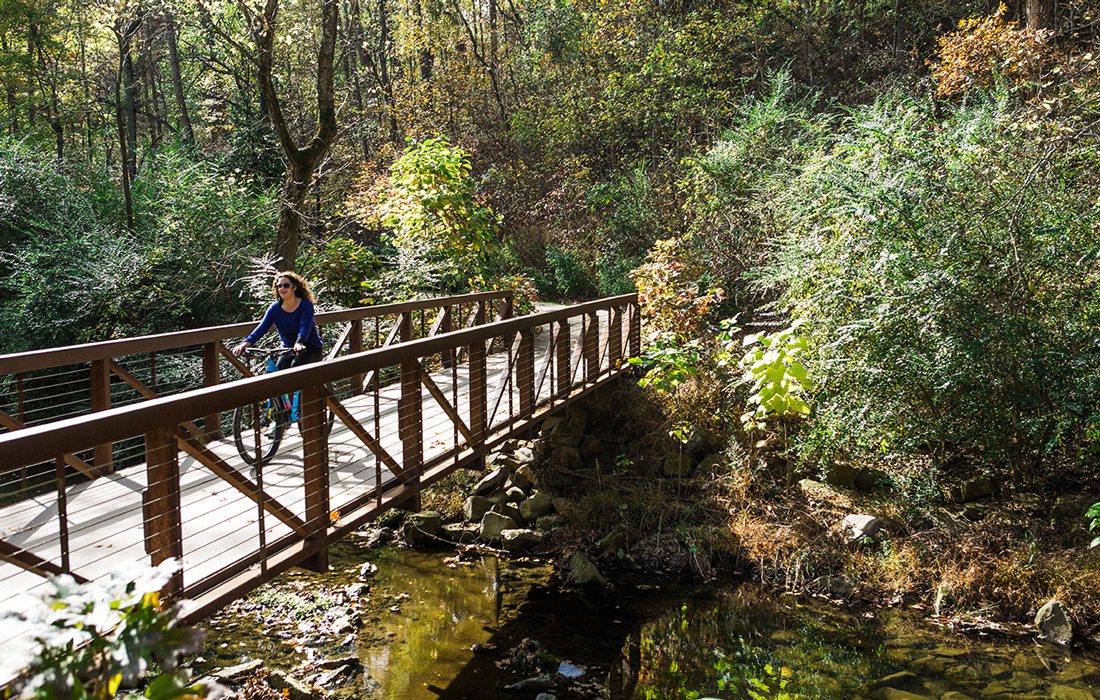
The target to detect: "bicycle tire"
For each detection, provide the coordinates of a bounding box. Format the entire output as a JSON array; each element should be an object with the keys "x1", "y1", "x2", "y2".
[{"x1": 233, "y1": 401, "x2": 286, "y2": 466}]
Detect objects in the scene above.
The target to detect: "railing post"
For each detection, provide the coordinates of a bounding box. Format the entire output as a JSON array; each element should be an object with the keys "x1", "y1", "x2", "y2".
[
  {"x1": 628, "y1": 301, "x2": 641, "y2": 358},
  {"x1": 142, "y1": 426, "x2": 183, "y2": 597},
  {"x1": 350, "y1": 319, "x2": 364, "y2": 394},
  {"x1": 556, "y1": 319, "x2": 571, "y2": 397},
  {"x1": 201, "y1": 342, "x2": 220, "y2": 439},
  {"x1": 90, "y1": 359, "x2": 113, "y2": 473},
  {"x1": 500, "y1": 291, "x2": 514, "y2": 321},
  {"x1": 300, "y1": 383, "x2": 330, "y2": 572},
  {"x1": 440, "y1": 305, "x2": 454, "y2": 368},
  {"x1": 517, "y1": 329, "x2": 535, "y2": 418},
  {"x1": 583, "y1": 312, "x2": 600, "y2": 382},
  {"x1": 468, "y1": 304, "x2": 487, "y2": 470},
  {"x1": 608, "y1": 306, "x2": 623, "y2": 369},
  {"x1": 398, "y1": 312, "x2": 422, "y2": 510}
]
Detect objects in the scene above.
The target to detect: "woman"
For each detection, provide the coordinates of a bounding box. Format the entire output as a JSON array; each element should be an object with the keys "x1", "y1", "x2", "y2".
[{"x1": 233, "y1": 272, "x2": 324, "y2": 370}]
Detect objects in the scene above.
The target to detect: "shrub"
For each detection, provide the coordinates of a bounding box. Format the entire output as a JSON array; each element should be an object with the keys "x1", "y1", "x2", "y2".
[
  {"x1": 546, "y1": 244, "x2": 597, "y2": 299},
  {"x1": 630, "y1": 237, "x2": 724, "y2": 339}
]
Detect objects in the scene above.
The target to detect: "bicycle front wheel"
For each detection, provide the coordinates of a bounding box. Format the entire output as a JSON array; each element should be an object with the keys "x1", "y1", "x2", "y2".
[{"x1": 233, "y1": 401, "x2": 285, "y2": 466}]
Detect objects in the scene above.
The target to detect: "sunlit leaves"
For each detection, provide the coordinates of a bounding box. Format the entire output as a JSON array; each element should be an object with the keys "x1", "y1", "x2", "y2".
[{"x1": 739, "y1": 321, "x2": 812, "y2": 433}]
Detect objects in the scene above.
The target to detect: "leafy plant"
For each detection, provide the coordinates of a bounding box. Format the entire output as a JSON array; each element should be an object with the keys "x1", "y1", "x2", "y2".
[
  {"x1": 630, "y1": 237, "x2": 724, "y2": 338},
  {"x1": 7, "y1": 561, "x2": 205, "y2": 700},
  {"x1": 629, "y1": 332, "x2": 704, "y2": 394},
  {"x1": 1087, "y1": 503, "x2": 1100, "y2": 549},
  {"x1": 739, "y1": 321, "x2": 812, "y2": 433}
]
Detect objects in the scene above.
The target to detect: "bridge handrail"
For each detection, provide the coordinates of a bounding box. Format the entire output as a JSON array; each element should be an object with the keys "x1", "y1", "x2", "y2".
[
  {"x1": 0, "y1": 294, "x2": 637, "y2": 472},
  {"x1": 0, "y1": 290, "x2": 512, "y2": 374}
]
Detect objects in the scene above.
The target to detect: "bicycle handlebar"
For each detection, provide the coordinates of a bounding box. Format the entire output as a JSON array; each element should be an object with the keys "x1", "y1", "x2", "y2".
[{"x1": 242, "y1": 347, "x2": 296, "y2": 357}]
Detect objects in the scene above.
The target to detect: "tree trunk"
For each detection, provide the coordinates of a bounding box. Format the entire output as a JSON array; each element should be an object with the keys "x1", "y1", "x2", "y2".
[
  {"x1": 254, "y1": 0, "x2": 340, "y2": 269},
  {"x1": 165, "y1": 11, "x2": 195, "y2": 146},
  {"x1": 1025, "y1": 0, "x2": 1054, "y2": 29},
  {"x1": 123, "y1": 47, "x2": 138, "y2": 179}
]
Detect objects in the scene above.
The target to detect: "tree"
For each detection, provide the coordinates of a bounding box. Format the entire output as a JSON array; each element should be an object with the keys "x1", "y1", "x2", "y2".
[{"x1": 251, "y1": 0, "x2": 338, "y2": 268}]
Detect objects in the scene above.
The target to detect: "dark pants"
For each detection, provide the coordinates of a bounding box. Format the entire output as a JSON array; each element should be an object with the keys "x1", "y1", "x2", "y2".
[{"x1": 276, "y1": 346, "x2": 323, "y2": 371}]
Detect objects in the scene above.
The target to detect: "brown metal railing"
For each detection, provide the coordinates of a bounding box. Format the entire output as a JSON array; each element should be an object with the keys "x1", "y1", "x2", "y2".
[
  {"x1": 0, "y1": 294, "x2": 639, "y2": 642},
  {"x1": 0, "y1": 291, "x2": 512, "y2": 491}
]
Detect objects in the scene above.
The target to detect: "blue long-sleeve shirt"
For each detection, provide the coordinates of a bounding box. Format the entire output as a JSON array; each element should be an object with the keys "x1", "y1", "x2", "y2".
[{"x1": 245, "y1": 300, "x2": 324, "y2": 349}]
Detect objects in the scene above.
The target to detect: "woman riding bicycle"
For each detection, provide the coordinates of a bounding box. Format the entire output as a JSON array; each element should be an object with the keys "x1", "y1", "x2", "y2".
[{"x1": 233, "y1": 271, "x2": 323, "y2": 367}]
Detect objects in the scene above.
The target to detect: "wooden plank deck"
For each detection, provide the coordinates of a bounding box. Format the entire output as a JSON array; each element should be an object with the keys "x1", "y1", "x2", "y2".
[{"x1": 0, "y1": 309, "x2": 611, "y2": 651}]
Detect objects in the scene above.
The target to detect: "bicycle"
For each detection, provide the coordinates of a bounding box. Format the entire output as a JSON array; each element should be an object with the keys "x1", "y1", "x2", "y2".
[{"x1": 232, "y1": 347, "x2": 335, "y2": 467}]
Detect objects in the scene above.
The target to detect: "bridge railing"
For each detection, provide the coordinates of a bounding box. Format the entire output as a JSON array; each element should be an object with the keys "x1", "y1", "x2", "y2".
[
  {"x1": 0, "y1": 291, "x2": 512, "y2": 492},
  {"x1": 0, "y1": 293, "x2": 639, "y2": 636}
]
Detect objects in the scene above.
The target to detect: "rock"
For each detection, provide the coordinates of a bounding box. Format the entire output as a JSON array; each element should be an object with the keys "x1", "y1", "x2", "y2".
[
  {"x1": 540, "y1": 416, "x2": 566, "y2": 432},
  {"x1": 490, "y1": 452, "x2": 522, "y2": 470},
  {"x1": 556, "y1": 661, "x2": 585, "y2": 678},
  {"x1": 1009, "y1": 672, "x2": 1042, "y2": 691},
  {"x1": 505, "y1": 675, "x2": 554, "y2": 692},
  {"x1": 870, "y1": 690, "x2": 932, "y2": 700},
  {"x1": 267, "y1": 671, "x2": 320, "y2": 700},
  {"x1": 662, "y1": 452, "x2": 694, "y2": 478},
  {"x1": 536, "y1": 514, "x2": 567, "y2": 531},
  {"x1": 825, "y1": 575, "x2": 854, "y2": 598},
  {"x1": 313, "y1": 665, "x2": 350, "y2": 687},
  {"x1": 951, "y1": 476, "x2": 995, "y2": 503},
  {"x1": 1012, "y1": 652, "x2": 1047, "y2": 673},
  {"x1": 491, "y1": 502, "x2": 524, "y2": 523},
  {"x1": 799, "y1": 478, "x2": 841, "y2": 501},
  {"x1": 402, "y1": 510, "x2": 444, "y2": 547},
  {"x1": 505, "y1": 485, "x2": 527, "y2": 503},
  {"x1": 441, "y1": 523, "x2": 480, "y2": 544},
  {"x1": 1050, "y1": 685, "x2": 1096, "y2": 700},
  {"x1": 872, "y1": 671, "x2": 924, "y2": 693},
  {"x1": 550, "y1": 432, "x2": 583, "y2": 448},
  {"x1": 519, "y1": 493, "x2": 554, "y2": 521},
  {"x1": 1051, "y1": 494, "x2": 1094, "y2": 521},
  {"x1": 511, "y1": 465, "x2": 536, "y2": 490},
  {"x1": 473, "y1": 467, "x2": 511, "y2": 496},
  {"x1": 1035, "y1": 600, "x2": 1073, "y2": 643},
  {"x1": 463, "y1": 495, "x2": 492, "y2": 522},
  {"x1": 944, "y1": 664, "x2": 980, "y2": 683},
  {"x1": 318, "y1": 654, "x2": 360, "y2": 670},
  {"x1": 214, "y1": 660, "x2": 264, "y2": 682},
  {"x1": 568, "y1": 552, "x2": 608, "y2": 587},
  {"x1": 854, "y1": 467, "x2": 886, "y2": 491},
  {"x1": 979, "y1": 680, "x2": 1012, "y2": 696},
  {"x1": 535, "y1": 694, "x2": 557, "y2": 700},
  {"x1": 502, "y1": 528, "x2": 543, "y2": 552},
  {"x1": 839, "y1": 514, "x2": 882, "y2": 542},
  {"x1": 359, "y1": 562, "x2": 378, "y2": 580},
  {"x1": 825, "y1": 461, "x2": 855, "y2": 488},
  {"x1": 595, "y1": 528, "x2": 627, "y2": 555},
  {"x1": 344, "y1": 582, "x2": 369, "y2": 601},
  {"x1": 940, "y1": 693, "x2": 975, "y2": 700},
  {"x1": 551, "y1": 446, "x2": 584, "y2": 470},
  {"x1": 695, "y1": 453, "x2": 724, "y2": 474},
  {"x1": 356, "y1": 526, "x2": 394, "y2": 548},
  {"x1": 910, "y1": 655, "x2": 947, "y2": 675},
  {"x1": 580, "y1": 437, "x2": 605, "y2": 457},
  {"x1": 480, "y1": 511, "x2": 519, "y2": 542},
  {"x1": 514, "y1": 446, "x2": 537, "y2": 464}
]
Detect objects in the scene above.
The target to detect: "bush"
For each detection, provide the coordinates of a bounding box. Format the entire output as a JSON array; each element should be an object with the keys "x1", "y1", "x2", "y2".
[
  {"x1": 753, "y1": 90, "x2": 1100, "y2": 482},
  {"x1": 546, "y1": 244, "x2": 597, "y2": 299}
]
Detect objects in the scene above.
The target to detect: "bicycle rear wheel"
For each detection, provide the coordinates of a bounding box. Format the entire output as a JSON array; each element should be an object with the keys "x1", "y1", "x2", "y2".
[{"x1": 233, "y1": 401, "x2": 286, "y2": 466}]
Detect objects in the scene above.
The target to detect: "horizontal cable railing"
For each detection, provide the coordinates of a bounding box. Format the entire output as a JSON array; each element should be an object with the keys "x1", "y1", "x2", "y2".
[
  {"x1": 0, "y1": 291, "x2": 512, "y2": 496},
  {"x1": 0, "y1": 294, "x2": 640, "y2": 653}
]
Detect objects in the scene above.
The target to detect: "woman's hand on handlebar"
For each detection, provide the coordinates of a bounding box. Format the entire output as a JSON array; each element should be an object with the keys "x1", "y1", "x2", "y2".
[
  {"x1": 293, "y1": 341, "x2": 306, "y2": 355},
  {"x1": 232, "y1": 341, "x2": 251, "y2": 357}
]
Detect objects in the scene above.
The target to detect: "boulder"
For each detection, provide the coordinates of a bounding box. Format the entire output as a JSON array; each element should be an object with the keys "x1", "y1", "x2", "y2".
[
  {"x1": 853, "y1": 467, "x2": 886, "y2": 491},
  {"x1": 695, "y1": 453, "x2": 724, "y2": 474},
  {"x1": 595, "y1": 528, "x2": 627, "y2": 556},
  {"x1": 662, "y1": 452, "x2": 694, "y2": 478},
  {"x1": 505, "y1": 486, "x2": 527, "y2": 503},
  {"x1": 950, "y1": 476, "x2": 995, "y2": 503},
  {"x1": 491, "y1": 502, "x2": 524, "y2": 523},
  {"x1": 551, "y1": 446, "x2": 584, "y2": 470},
  {"x1": 267, "y1": 671, "x2": 321, "y2": 700},
  {"x1": 473, "y1": 467, "x2": 511, "y2": 496},
  {"x1": 839, "y1": 514, "x2": 882, "y2": 543},
  {"x1": 213, "y1": 660, "x2": 264, "y2": 682},
  {"x1": 580, "y1": 437, "x2": 605, "y2": 458},
  {"x1": 514, "y1": 446, "x2": 537, "y2": 464},
  {"x1": 568, "y1": 552, "x2": 608, "y2": 587},
  {"x1": 502, "y1": 528, "x2": 543, "y2": 552},
  {"x1": 825, "y1": 461, "x2": 855, "y2": 488},
  {"x1": 511, "y1": 465, "x2": 537, "y2": 490},
  {"x1": 1049, "y1": 684, "x2": 1096, "y2": 700},
  {"x1": 535, "y1": 515, "x2": 567, "y2": 531},
  {"x1": 1035, "y1": 600, "x2": 1074, "y2": 643},
  {"x1": 441, "y1": 523, "x2": 480, "y2": 544},
  {"x1": 550, "y1": 432, "x2": 583, "y2": 448},
  {"x1": 402, "y1": 511, "x2": 444, "y2": 547},
  {"x1": 463, "y1": 495, "x2": 493, "y2": 522},
  {"x1": 535, "y1": 694, "x2": 558, "y2": 700},
  {"x1": 490, "y1": 452, "x2": 522, "y2": 470},
  {"x1": 480, "y1": 511, "x2": 519, "y2": 542},
  {"x1": 519, "y1": 492, "x2": 554, "y2": 521}
]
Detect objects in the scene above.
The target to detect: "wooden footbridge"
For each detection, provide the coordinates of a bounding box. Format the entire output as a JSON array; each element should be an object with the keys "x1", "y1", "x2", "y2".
[{"x1": 0, "y1": 291, "x2": 639, "y2": 652}]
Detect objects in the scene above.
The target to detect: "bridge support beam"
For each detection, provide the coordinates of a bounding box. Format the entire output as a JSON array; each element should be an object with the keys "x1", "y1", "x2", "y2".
[
  {"x1": 301, "y1": 384, "x2": 331, "y2": 572},
  {"x1": 397, "y1": 313, "x2": 422, "y2": 510},
  {"x1": 90, "y1": 359, "x2": 113, "y2": 472},
  {"x1": 143, "y1": 427, "x2": 183, "y2": 597},
  {"x1": 202, "y1": 342, "x2": 221, "y2": 439}
]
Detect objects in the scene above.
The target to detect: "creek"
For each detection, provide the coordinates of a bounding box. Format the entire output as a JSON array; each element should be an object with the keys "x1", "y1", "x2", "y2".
[{"x1": 194, "y1": 542, "x2": 1100, "y2": 699}]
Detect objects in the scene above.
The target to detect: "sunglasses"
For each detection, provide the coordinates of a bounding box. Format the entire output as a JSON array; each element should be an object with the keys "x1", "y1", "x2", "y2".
[{"x1": 276, "y1": 283, "x2": 293, "y2": 289}]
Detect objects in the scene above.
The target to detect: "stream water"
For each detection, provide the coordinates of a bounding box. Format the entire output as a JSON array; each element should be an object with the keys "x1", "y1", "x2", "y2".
[{"x1": 196, "y1": 544, "x2": 1100, "y2": 699}]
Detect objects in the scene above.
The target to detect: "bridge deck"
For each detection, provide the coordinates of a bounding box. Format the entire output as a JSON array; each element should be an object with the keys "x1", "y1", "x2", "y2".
[{"x1": 0, "y1": 296, "x2": 640, "y2": 680}]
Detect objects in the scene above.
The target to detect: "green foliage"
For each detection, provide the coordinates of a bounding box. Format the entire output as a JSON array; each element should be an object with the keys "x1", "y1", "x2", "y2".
[
  {"x1": 629, "y1": 332, "x2": 704, "y2": 394},
  {"x1": 739, "y1": 322, "x2": 812, "y2": 433},
  {"x1": 631, "y1": 238, "x2": 724, "y2": 338},
  {"x1": 546, "y1": 244, "x2": 597, "y2": 299},
  {"x1": 378, "y1": 138, "x2": 500, "y2": 294},
  {"x1": 752, "y1": 89, "x2": 1100, "y2": 476},
  {"x1": 1087, "y1": 503, "x2": 1100, "y2": 549},
  {"x1": 298, "y1": 236, "x2": 381, "y2": 308},
  {"x1": 8, "y1": 562, "x2": 205, "y2": 700}
]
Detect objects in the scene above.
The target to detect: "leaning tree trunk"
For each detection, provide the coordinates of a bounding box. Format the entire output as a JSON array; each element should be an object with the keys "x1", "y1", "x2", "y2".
[{"x1": 254, "y1": 0, "x2": 339, "y2": 269}]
